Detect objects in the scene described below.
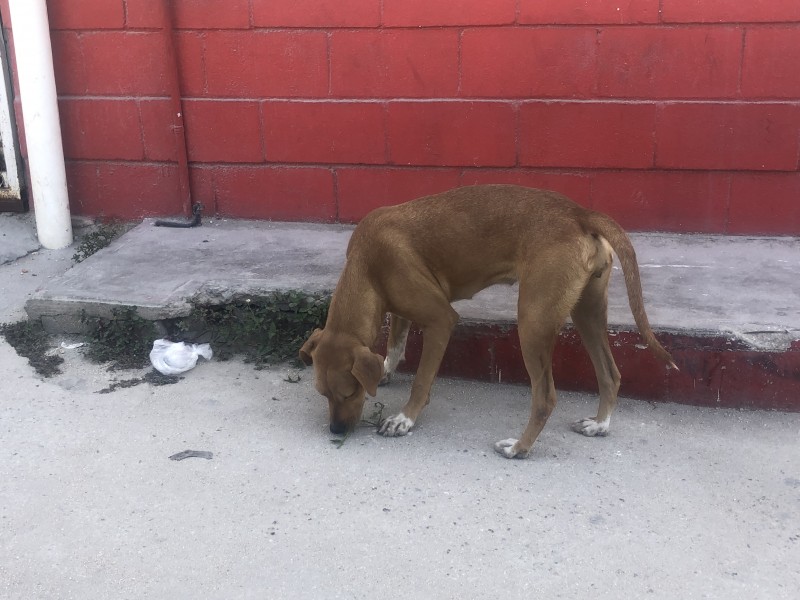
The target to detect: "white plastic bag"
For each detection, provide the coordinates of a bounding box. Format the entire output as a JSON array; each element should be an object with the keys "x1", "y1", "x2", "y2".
[{"x1": 149, "y1": 339, "x2": 213, "y2": 376}]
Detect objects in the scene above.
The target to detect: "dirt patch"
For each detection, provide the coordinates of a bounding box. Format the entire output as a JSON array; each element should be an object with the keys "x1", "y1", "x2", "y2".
[
  {"x1": 97, "y1": 370, "x2": 183, "y2": 394},
  {"x1": 0, "y1": 320, "x2": 63, "y2": 377}
]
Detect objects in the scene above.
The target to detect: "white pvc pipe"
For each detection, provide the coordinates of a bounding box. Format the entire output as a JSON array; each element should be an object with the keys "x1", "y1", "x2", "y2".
[{"x1": 9, "y1": 0, "x2": 72, "y2": 249}]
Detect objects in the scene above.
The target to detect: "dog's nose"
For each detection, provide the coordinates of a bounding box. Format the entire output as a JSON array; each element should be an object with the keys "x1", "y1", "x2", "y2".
[{"x1": 329, "y1": 422, "x2": 348, "y2": 435}]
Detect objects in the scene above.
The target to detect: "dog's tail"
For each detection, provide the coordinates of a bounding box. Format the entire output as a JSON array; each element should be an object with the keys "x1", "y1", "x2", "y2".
[{"x1": 584, "y1": 211, "x2": 678, "y2": 371}]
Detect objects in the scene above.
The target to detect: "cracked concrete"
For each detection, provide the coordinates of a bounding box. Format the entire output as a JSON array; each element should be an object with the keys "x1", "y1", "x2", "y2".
[{"x1": 0, "y1": 212, "x2": 39, "y2": 264}]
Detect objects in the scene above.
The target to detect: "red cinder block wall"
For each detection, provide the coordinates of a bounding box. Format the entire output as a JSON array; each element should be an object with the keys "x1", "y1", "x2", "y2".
[{"x1": 2, "y1": 0, "x2": 799, "y2": 233}]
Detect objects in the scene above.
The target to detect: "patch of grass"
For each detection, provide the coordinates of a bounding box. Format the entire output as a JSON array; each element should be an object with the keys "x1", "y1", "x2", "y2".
[
  {"x1": 72, "y1": 221, "x2": 124, "y2": 263},
  {"x1": 175, "y1": 291, "x2": 330, "y2": 366},
  {"x1": 82, "y1": 307, "x2": 158, "y2": 370},
  {"x1": 0, "y1": 320, "x2": 63, "y2": 377}
]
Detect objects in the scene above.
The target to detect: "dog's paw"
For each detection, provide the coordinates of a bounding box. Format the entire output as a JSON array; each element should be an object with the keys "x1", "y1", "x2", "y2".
[
  {"x1": 378, "y1": 412, "x2": 414, "y2": 437},
  {"x1": 493, "y1": 438, "x2": 530, "y2": 459},
  {"x1": 378, "y1": 372, "x2": 392, "y2": 387},
  {"x1": 571, "y1": 417, "x2": 610, "y2": 437}
]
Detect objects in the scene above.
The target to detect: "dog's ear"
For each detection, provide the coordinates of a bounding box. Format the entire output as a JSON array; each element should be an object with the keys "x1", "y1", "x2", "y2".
[
  {"x1": 299, "y1": 328, "x2": 323, "y2": 365},
  {"x1": 351, "y1": 347, "x2": 383, "y2": 397}
]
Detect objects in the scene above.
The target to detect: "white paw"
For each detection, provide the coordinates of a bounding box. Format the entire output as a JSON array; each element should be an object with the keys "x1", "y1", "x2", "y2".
[
  {"x1": 378, "y1": 412, "x2": 414, "y2": 437},
  {"x1": 572, "y1": 417, "x2": 610, "y2": 437},
  {"x1": 493, "y1": 438, "x2": 529, "y2": 459}
]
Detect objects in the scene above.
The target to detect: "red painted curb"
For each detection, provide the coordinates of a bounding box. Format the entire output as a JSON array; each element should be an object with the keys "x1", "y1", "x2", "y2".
[{"x1": 388, "y1": 323, "x2": 799, "y2": 412}]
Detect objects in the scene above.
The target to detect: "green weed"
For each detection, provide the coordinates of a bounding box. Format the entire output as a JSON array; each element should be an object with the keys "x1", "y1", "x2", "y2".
[
  {"x1": 72, "y1": 222, "x2": 124, "y2": 263},
  {"x1": 6, "y1": 291, "x2": 331, "y2": 383},
  {"x1": 176, "y1": 291, "x2": 330, "y2": 366},
  {"x1": 81, "y1": 307, "x2": 157, "y2": 369}
]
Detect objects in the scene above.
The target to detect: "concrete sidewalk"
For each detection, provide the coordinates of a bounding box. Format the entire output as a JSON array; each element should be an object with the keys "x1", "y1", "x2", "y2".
[{"x1": 15, "y1": 216, "x2": 800, "y2": 410}]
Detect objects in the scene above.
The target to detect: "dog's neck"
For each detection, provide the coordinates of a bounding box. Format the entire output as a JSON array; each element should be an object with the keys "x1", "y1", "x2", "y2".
[{"x1": 325, "y1": 261, "x2": 385, "y2": 347}]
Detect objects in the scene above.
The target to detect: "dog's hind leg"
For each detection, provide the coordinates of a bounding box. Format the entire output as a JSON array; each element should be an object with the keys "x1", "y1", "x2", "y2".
[
  {"x1": 495, "y1": 265, "x2": 584, "y2": 459},
  {"x1": 570, "y1": 263, "x2": 621, "y2": 437},
  {"x1": 381, "y1": 314, "x2": 411, "y2": 386},
  {"x1": 494, "y1": 350, "x2": 556, "y2": 458}
]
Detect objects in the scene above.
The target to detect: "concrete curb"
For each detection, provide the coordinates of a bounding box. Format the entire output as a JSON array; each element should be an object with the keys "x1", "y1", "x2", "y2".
[
  {"x1": 393, "y1": 322, "x2": 799, "y2": 412},
  {"x1": 23, "y1": 218, "x2": 800, "y2": 411}
]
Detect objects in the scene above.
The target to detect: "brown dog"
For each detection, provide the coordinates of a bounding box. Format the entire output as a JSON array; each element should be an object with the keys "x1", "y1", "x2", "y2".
[{"x1": 300, "y1": 185, "x2": 675, "y2": 458}]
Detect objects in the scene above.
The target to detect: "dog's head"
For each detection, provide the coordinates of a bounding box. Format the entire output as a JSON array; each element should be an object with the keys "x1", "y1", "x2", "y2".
[{"x1": 299, "y1": 328, "x2": 384, "y2": 434}]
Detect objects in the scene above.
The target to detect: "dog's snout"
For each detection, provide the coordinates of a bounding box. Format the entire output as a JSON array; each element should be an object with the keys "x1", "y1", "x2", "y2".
[{"x1": 329, "y1": 421, "x2": 348, "y2": 435}]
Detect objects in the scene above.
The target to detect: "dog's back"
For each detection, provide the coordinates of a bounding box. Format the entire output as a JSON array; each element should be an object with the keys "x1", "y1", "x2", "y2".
[{"x1": 349, "y1": 185, "x2": 599, "y2": 301}]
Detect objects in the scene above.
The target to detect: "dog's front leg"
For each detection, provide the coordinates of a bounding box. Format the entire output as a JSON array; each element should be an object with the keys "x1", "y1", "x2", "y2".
[
  {"x1": 379, "y1": 311, "x2": 457, "y2": 437},
  {"x1": 380, "y1": 314, "x2": 411, "y2": 386}
]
